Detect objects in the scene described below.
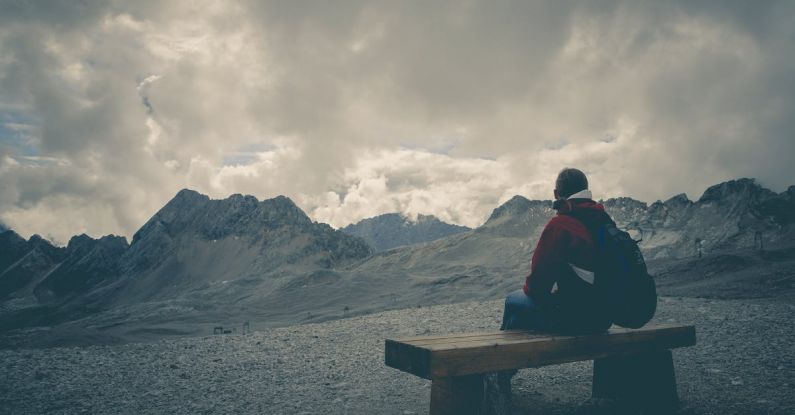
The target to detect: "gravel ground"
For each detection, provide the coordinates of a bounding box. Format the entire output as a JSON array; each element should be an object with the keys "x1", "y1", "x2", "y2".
[{"x1": 1, "y1": 296, "x2": 793, "y2": 415}]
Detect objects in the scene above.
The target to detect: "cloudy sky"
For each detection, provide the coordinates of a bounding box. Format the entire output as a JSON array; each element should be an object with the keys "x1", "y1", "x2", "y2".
[{"x1": 1, "y1": 1, "x2": 794, "y2": 244}]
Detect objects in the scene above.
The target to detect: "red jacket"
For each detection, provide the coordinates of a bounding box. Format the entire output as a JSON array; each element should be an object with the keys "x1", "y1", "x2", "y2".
[{"x1": 523, "y1": 199, "x2": 605, "y2": 306}]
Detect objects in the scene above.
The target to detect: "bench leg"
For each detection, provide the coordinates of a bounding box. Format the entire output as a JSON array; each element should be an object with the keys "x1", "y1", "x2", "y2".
[
  {"x1": 430, "y1": 372, "x2": 513, "y2": 415},
  {"x1": 592, "y1": 349, "x2": 679, "y2": 413},
  {"x1": 430, "y1": 375, "x2": 484, "y2": 415}
]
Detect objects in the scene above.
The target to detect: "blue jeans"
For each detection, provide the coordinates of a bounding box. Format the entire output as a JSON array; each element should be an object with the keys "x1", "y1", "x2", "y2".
[
  {"x1": 500, "y1": 289, "x2": 549, "y2": 331},
  {"x1": 501, "y1": 289, "x2": 612, "y2": 333}
]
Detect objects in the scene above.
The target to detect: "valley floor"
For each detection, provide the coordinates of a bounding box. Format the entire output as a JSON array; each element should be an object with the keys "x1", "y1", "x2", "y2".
[{"x1": 1, "y1": 296, "x2": 793, "y2": 415}]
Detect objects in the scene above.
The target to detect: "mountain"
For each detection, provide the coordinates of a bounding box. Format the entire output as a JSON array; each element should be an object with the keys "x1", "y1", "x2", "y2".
[
  {"x1": 0, "y1": 190, "x2": 372, "y2": 342},
  {"x1": 0, "y1": 232, "x2": 131, "y2": 332},
  {"x1": 0, "y1": 230, "x2": 30, "y2": 273},
  {"x1": 336, "y1": 196, "x2": 552, "y2": 309},
  {"x1": 602, "y1": 178, "x2": 795, "y2": 259},
  {"x1": 341, "y1": 213, "x2": 470, "y2": 252},
  {"x1": 0, "y1": 233, "x2": 65, "y2": 301},
  {"x1": 34, "y1": 234, "x2": 129, "y2": 302},
  {"x1": 1, "y1": 179, "x2": 793, "y2": 348},
  {"x1": 109, "y1": 189, "x2": 371, "y2": 305}
]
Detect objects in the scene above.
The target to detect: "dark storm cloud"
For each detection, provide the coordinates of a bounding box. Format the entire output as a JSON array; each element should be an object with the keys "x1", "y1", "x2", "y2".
[{"x1": 0, "y1": 0, "x2": 793, "y2": 241}]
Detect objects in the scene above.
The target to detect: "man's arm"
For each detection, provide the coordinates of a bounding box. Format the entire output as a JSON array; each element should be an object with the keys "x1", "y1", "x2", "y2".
[{"x1": 523, "y1": 217, "x2": 570, "y2": 306}]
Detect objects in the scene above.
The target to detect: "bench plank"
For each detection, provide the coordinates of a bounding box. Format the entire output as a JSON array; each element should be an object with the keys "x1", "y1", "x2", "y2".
[
  {"x1": 386, "y1": 324, "x2": 695, "y2": 379},
  {"x1": 407, "y1": 332, "x2": 548, "y2": 347},
  {"x1": 425, "y1": 325, "x2": 691, "y2": 351}
]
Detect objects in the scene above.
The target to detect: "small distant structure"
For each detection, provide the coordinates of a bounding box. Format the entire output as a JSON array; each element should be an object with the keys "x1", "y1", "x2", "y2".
[
  {"x1": 242, "y1": 321, "x2": 251, "y2": 335},
  {"x1": 343, "y1": 306, "x2": 350, "y2": 316},
  {"x1": 694, "y1": 238, "x2": 703, "y2": 259},
  {"x1": 213, "y1": 326, "x2": 224, "y2": 335},
  {"x1": 223, "y1": 329, "x2": 232, "y2": 334},
  {"x1": 754, "y1": 231, "x2": 764, "y2": 251}
]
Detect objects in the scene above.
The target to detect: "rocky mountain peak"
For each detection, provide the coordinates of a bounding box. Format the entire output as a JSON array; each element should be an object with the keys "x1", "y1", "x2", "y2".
[
  {"x1": 480, "y1": 196, "x2": 554, "y2": 239},
  {"x1": 66, "y1": 234, "x2": 97, "y2": 254},
  {"x1": 664, "y1": 193, "x2": 692, "y2": 206},
  {"x1": 226, "y1": 193, "x2": 260, "y2": 210},
  {"x1": 602, "y1": 197, "x2": 648, "y2": 210},
  {"x1": 487, "y1": 195, "x2": 529, "y2": 220},
  {"x1": 122, "y1": 189, "x2": 370, "y2": 283},
  {"x1": 27, "y1": 234, "x2": 48, "y2": 244},
  {"x1": 97, "y1": 235, "x2": 130, "y2": 250},
  {"x1": 599, "y1": 197, "x2": 648, "y2": 228},
  {"x1": 149, "y1": 189, "x2": 211, "y2": 228},
  {"x1": 413, "y1": 213, "x2": 437, "y2": 223},
  {"x1": 133, "y1": 190, "x2": 314, "y2": 245},
  {"x1": 172, "y1": 188, "x2": 211, "y2": 205},
  {"x1": 697, "y1": 178, "x2": 774, "y2": 204},
  {"x1": 26, "y1": 234, "x2": 62, "y2": 258},
  {"x1": 0, "y1": 228, "x2": 25, "y2": 245},
  {"x1": 257, "y1": 195, "x2": 312, "y2": 226},
  {"x1": 485, "y1": 196, "x2": 552, "y2": 224}
]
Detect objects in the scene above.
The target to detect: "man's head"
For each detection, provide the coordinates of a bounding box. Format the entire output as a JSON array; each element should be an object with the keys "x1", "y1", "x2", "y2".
[{"x1": 554, "y1": 168, "x2": 588, "y2": 200}]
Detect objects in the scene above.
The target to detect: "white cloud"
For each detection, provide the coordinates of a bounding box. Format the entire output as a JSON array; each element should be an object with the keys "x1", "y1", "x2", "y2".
[
  {"x1": 0, "y1": 1, "x2": 793, "y2": 242},
  {"x1": 305, "y1": 149, "x2": 509, "y2": 228}
]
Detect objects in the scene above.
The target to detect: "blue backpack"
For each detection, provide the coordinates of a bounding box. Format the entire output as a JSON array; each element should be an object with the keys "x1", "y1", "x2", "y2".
[{"x1": 566, "y1": 210, "x2": 657, "y2": 329}]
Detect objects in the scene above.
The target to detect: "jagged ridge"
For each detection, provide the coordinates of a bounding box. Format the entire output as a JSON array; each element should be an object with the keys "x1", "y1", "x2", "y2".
[{"x1": 341, "y1": 213, "x2": 470, "y2": 252}]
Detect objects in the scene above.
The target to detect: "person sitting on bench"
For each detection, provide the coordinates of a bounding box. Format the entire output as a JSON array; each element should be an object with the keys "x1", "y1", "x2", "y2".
[{"x1": 501, "y1": 167, "x2": 612, "y2": 334}]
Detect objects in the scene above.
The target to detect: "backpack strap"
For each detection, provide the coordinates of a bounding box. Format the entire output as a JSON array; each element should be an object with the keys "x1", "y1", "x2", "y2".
[{"x1": 560, "y1": 209, "x2": 614, "y2": 243}]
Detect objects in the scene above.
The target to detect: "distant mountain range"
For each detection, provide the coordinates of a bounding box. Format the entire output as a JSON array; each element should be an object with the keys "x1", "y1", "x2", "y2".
[
  {"x1": 0, "y1": 190, "x2": 371, "y2": 342},
  {"x1": 604, "y1": 179, "x2": 795, "y2": 259},
  {"x1": 340, "y1": 213, "x2": 470, "y2": 252},
  {"x1": 0, "y1": 178, "x2": 793, "y2": 347}
]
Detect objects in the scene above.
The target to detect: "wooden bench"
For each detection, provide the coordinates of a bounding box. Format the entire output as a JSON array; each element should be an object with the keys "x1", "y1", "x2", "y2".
[{"x1": 385, "y1": 324, "x2": 696, "y2": 415}]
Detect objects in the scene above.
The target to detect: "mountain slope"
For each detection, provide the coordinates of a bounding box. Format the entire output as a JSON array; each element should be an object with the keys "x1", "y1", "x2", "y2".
[{"x1": 34, "y1": 234, "x2": 129, "y2": 302}]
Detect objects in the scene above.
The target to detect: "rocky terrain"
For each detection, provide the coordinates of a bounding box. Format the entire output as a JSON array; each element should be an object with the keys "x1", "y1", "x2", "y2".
[
  {"x1": 647, "y1": 244, "x2": 795, "y2": 301},
  {"x1": 1, "y1": 295, "x2": 792, "y2": 415},
  {"x1": 341, "y1": 213, "x2": 470, "y2": 252}
]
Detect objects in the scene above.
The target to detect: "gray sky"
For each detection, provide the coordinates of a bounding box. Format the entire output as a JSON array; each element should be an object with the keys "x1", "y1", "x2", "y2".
[{"x1": 1, "y1": 0, "x2": 794, "y2": 244}]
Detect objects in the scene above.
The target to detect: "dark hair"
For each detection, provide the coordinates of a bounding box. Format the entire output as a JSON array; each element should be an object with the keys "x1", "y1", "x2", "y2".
[{"x1": 555, "y1": 168, "x2": 588, "y2": 199}]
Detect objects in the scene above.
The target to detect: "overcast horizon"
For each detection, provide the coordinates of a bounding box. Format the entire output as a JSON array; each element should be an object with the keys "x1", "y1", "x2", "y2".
[
  {"x1": 2, "y1": 175, "x2": 791, "y2": 245},
  {"x1": 1, "y1": 1, "x2": 794, "y2": 244}
]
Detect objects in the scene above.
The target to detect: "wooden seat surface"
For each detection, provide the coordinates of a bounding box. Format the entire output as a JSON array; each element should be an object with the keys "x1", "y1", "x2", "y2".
[{"x1": 385, "y1": 324, "x2": 696, "y2": 379}]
